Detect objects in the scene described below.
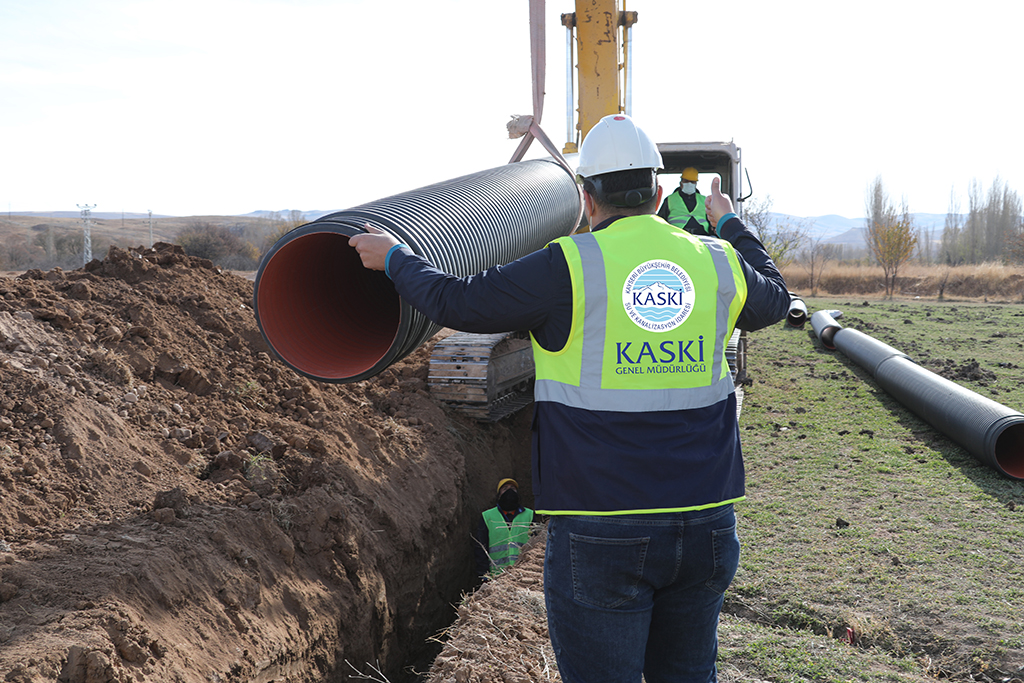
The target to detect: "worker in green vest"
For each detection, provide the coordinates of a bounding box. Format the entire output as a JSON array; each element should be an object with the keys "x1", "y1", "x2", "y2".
[
  {"x1": 659, "y1": 166, "x2": 711, "y2": 236},
  {"x1": 473, "y1": 478, "x2": 534, "y2": 578}
]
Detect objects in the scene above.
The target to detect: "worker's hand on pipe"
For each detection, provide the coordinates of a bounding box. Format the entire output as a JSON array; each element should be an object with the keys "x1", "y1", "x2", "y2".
[
  {"x1": 704, "y1": 177, "x2": 735, "y2": 232},
  {"x1": 349, "y1": 224, "x2": 400, "y2": 271}
]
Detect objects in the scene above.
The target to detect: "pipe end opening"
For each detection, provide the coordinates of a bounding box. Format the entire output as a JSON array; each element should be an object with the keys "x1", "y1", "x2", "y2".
[
  {"x1": 993, "y1": 421, "x2": 1024, "y2": 480},
  {"x1": 820, "y1": 326, "x2": 838, "y2": 350},
  {"x1": 786, "y1": 312, "x2": 807, "y2": 328},
  {"x1": 255, "y1": 230, "x2": 400, "y2": 382}
]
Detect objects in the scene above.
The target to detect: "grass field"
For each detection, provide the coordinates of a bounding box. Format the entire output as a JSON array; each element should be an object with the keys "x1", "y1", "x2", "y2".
[{"x1": 721, "y1": 296, "x2": 1024, "y2": 682}]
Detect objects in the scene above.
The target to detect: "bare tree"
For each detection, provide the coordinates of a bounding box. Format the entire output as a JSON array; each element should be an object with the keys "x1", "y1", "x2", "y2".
[
  {"x1": 176, "y1": 221, "x2": 259, "y2": 269},
  {"x1": 941, "y1": 188, "x2": 965, "y2": 266},
  {"x1": 965, "y1": 179, "x2": 984, "y2": 263},
  {"x1": 916, "y1": 226, "x2": 933, "y2": 264},
  {"x1": 800, "y1": 234, "x2": 834, "y2": 296},
  {"x1": 743, "y1": 195, "x2": 807, "y2": 269},
  {"x1": 261, "y1": 210, "x2": 308, "y2": 257},
  {"x1": 1006, "y1": 229, "x2": 1024, "y2": 265},
  {"x1": 984, "y1": 177, "x2": 1022, "y2": 261},
  {"x1": 1, "y1": 234, "x2": 42, "y2": 270}
]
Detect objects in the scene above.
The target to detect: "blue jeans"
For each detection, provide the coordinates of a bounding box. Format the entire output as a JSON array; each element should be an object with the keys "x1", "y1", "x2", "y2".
[{"x1": 544, "y1": 506, "x2": 740, "y2": 683}]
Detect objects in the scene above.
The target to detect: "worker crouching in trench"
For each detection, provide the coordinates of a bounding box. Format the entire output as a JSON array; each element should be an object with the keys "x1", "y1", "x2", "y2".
[{"x1": 473, "y1": 478, "x2": 535, "y2": 579}]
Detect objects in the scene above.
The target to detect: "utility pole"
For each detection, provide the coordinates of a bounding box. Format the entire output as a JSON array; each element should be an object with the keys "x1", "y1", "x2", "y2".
[
  {"x1": 148, "y1": 210, "x2": 153, "y2": 248},
  {"x1": 77, "y1": 203, "x2": 96, "y2": 265}
]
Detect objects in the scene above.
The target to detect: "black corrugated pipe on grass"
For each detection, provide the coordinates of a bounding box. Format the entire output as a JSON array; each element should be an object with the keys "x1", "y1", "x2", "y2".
[
  {"x1": 809, "y1": 309, "x2": 1024, "y2": 480},
  {"x1": 253, "y1": 159, "x2": 581, "y2": 384},
  {"x1": 786, "y1": 292, "x2": 808, "y2": 328}
]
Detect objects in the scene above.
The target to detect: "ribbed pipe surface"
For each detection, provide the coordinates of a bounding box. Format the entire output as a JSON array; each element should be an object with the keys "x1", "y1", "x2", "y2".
[
  {"x1": 254, "y1": 159, "x2": 581, "y2": 383},
  {"x1": 832, "y1": 327, "x2": 909, "y2": 376},
  {"x1": 811, "y1": 309, "x2": 1024, "y2": 479}
]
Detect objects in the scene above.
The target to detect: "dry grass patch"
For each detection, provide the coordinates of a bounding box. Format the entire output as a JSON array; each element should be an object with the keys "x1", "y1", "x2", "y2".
[{"x1": 782, "y1": 262, "x2": 1024, "y2": 300}]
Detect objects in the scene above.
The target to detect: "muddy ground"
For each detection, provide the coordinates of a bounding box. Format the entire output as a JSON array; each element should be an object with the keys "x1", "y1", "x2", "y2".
[{"x1": 0, "y1": 244, "x2": 537, "y2": 682}]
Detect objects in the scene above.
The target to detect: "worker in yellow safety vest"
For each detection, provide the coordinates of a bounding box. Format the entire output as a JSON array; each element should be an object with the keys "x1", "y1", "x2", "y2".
[
  {"x1": 473, "y1": 478, "x2": 534, "y2": 577},
  {"x1": 350, "y1": 114, "x2": 789, "y2": 683},
  {"x1": 658, "y1": 166, "x2": 711, "y2": 236}
]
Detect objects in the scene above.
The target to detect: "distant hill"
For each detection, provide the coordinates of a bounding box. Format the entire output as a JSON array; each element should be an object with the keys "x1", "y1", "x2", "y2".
[
  {"x1": 9, "y1": 209, "x2": 955, "y2": 246},
  {"x1": 769, "y1": 212, "x2": 952, "y2": 247}
]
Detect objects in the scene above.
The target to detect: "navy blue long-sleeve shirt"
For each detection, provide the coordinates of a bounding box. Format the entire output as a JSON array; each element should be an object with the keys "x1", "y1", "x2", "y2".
[{"x1": 387, "y1": 215, "x2": 789, "y2": 348}]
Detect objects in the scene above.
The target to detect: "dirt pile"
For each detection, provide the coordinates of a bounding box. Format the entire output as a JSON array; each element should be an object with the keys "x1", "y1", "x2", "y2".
[{"x1": 0, "y1": 244, "x2": 533, "y2": 683}]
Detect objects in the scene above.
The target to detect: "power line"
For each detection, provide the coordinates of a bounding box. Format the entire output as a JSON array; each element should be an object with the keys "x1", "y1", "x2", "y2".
[{"x1": 77, "y1": 203, "x2": 96, "y2": 265}]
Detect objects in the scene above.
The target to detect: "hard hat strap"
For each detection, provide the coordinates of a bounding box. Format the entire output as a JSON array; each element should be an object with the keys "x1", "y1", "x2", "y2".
[{"x1": 587, "y1": 172, "x2": 657, "y2": 208}]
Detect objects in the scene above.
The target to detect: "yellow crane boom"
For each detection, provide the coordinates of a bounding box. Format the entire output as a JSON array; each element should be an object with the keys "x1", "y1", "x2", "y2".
[{"x1": 561, "y1": 0, "x2": 637, "y2": 153}]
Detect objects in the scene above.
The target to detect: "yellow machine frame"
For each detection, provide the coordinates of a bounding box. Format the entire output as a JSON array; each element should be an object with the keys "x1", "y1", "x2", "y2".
[{"x1": 561, "y1": 0, "x2": 637, "y2": 154}]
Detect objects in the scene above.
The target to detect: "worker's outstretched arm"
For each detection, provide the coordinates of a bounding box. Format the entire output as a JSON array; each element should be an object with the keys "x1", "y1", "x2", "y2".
[
  {"x1": 705, "y1": 178, "x2": 790, "y2": 332},
  {"x1": 350, "y1": 224, "x2": 572, "y2": 345}
]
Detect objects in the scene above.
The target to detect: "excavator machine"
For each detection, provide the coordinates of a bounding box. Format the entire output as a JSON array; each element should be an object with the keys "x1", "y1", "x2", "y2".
[{"x1": 426, "y1": 0, "x2": 749, "y2": 420}]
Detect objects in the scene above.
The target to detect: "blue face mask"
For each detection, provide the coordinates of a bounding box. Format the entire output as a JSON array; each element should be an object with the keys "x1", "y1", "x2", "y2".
[{"x1": 681, "y1": 182, "x2": 697, "y2": 195}]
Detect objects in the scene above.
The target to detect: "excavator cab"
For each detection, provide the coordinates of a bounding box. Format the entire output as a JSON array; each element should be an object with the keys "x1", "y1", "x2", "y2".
[{"x1": 656, "y1": 141, "x2": 745, "y2": 217}]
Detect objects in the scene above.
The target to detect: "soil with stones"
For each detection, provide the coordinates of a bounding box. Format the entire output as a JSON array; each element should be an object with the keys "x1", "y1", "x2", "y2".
[{"x1": 0, "y1": 243, "x2": 536, "y2": 683}]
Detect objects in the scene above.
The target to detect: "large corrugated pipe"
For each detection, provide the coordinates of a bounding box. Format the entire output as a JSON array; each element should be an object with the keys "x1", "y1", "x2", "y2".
[
  {"x1": 253, "y1": 159, "x2": 581, "y2": 383},
  {"x1": 810, "y1": 310, "x2": 1024, "y2": 479}
]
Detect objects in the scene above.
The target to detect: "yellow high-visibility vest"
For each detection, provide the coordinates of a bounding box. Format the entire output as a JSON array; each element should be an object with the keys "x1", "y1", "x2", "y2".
[
  {"x1": 666, "y1": 191, "x2": 710, "y2": 235},
  {"x1": 482, "y1": 507, "x2": 533, "y2": 575}
]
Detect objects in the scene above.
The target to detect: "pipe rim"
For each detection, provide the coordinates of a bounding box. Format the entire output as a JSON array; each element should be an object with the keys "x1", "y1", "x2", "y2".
[
  {"x1": 254, "y1": 222, "x2": 411, "y2": 383},
  {"x1": 988, "y1": 415, "x2": 1024, "y2": 480}
]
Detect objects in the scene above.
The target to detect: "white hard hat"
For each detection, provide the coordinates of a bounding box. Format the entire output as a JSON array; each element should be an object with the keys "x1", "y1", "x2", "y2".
[{"x1": 576, "y1": 114, "x2": 663, "y2": 179}]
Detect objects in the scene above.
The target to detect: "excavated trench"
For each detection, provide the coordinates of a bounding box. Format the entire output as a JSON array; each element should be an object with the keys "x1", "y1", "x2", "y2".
[
  {"x1": 375, "y1": 406, "x2": 536, "y2": 683},
  {"x1": 0, "y1": 248, "x2": 541, "y2": 683},
  {"x1": 247, "y1": 159, "x2": 576, "y2": 682}
]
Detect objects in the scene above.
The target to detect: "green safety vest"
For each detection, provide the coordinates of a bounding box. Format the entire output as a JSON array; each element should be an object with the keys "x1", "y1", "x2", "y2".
[
  {"x1": 482, "y1": 507, "x2": 534, "y2": 575},
  {"x1": 532, "y1": 214, "x2": 747, "y2": 415},
  {"x1": 665, "y1": 191, "x2": 709, "y2": 235}
]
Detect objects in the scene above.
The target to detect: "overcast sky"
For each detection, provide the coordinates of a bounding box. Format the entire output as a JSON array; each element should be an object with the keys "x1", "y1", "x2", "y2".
[{"x1": 2, "y1": 0, "x2": 1021, "y2": 220}]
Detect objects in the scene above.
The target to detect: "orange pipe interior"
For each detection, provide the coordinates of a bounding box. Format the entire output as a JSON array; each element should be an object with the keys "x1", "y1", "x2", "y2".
[{"x1": 255, "y1": 231, "x2": 400, "y2": 382}]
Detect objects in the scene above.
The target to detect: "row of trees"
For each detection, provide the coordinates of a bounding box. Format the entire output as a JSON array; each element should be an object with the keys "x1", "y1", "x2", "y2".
[
  {"x1": 941, "y1": 178, "x2": 1024, "y2": 265},
  {"x1": 745, "y1": 176, "x2": 1024, "y2": 299},
  {"x1": 867, "y1": 175, "x2": 1024, "y2": 296}
]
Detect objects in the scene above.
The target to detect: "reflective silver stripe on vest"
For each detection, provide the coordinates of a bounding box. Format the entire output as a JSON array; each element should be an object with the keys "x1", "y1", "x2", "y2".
[
  {"x1": 575, "y1": 233, "x2": 606, "y2": 389},
  {"x1": 535, "y1": 375, "x2": 735, "y2": 412},
  {"x1": 698, "y1": 236, "x2": 738, "y2": 382},
  {"x1": 535, "y1": 233, "x2": 738, "y2": 413}
]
